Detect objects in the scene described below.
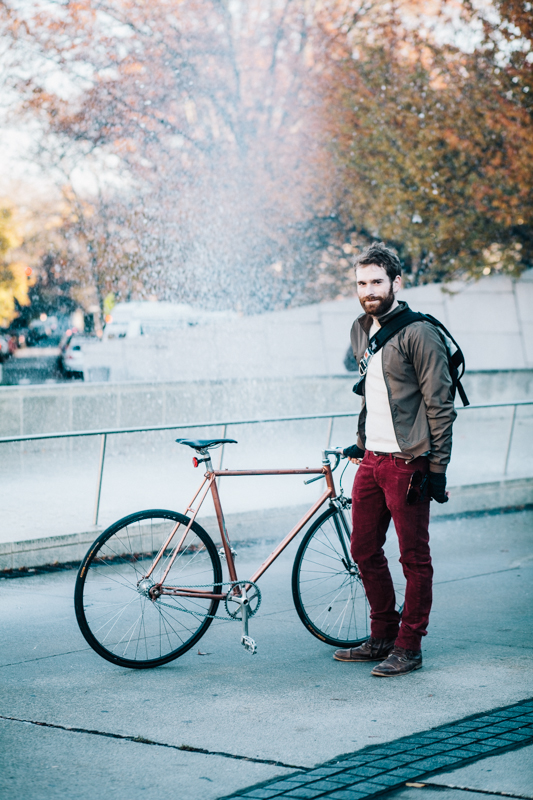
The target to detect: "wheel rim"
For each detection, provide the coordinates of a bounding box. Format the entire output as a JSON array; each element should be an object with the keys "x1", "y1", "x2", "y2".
[
  {"x1": 77, "y1": 512, "x2": 220, "y2": 666},
  {"x1": 296, "y1": 510, "x2": 371, "y2": 646}
]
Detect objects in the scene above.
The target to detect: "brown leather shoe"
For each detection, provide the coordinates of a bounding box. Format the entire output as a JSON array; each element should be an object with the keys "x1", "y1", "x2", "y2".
[
  {"x1": 371, "y1": 646, "x2": 422, "y2": 676},
  {"x1": 333, "y1": 637, "x2": 396, "y2": 662}
]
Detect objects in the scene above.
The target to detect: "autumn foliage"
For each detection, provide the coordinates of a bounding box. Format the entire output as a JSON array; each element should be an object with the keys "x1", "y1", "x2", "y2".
[
  {"x1": 1, "y1": 0, "x2": 531, "y2": 318},
  {"x1": 322, "y1": 1, "x2": 533, "y2": 283}
]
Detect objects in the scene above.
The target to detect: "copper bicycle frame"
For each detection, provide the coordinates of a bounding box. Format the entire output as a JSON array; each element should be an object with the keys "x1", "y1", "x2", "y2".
[{"x1": 143, "y1": 460, "x2": 339, "y2": 602}]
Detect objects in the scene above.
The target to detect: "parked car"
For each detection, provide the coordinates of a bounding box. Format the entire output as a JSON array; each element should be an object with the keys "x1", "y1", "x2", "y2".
[
  {"x1": 26, "y1": 315, "x2": 63, "y2": 347},
  {"x1": 59, "y1": 333, "x2": 94, "y2": 378}
]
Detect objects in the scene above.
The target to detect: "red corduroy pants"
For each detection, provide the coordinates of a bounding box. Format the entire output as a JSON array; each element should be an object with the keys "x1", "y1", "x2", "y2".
[{"x1": 351, "y1": 451, "x2": 433, "y2": 651}]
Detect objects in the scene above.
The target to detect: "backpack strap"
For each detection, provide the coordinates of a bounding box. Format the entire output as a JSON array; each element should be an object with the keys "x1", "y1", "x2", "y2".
[
  {"x1": 352, "y1": 308, "x2": 470, "y2": 406},
  {"x1": 456, "y1": 381, "x2": 470, "y2": 407},
  {"x1": 353, "y1": 308, "x2": 422, "y2": 396},
  {"x1": 422, "y1": 313, "x2": 470, "y2": 406},
  {"x1": 368, "y1": 309, "x2": 423, "y2": 354}
]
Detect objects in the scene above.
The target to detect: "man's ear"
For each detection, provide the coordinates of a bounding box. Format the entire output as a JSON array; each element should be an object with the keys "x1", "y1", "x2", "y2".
[{"x1": 392, "y1": 275, "x2": 402, "y2": 294}]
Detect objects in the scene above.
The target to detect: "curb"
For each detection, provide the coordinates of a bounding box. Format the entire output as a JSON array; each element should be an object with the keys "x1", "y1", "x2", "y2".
[{"x1": 1, "y1": 477, "x2": 532, "y2": 573}]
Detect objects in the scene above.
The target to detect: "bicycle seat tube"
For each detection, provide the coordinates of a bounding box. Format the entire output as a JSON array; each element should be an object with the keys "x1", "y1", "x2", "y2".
[{"x1": 204, "y1": 453, "x2": 238, "y2": 583}]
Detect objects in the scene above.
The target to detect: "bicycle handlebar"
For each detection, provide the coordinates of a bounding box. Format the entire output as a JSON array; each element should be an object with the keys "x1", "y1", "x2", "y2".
[{"x1": 303, "y1": 448, "x2": 346, "y2": 484}]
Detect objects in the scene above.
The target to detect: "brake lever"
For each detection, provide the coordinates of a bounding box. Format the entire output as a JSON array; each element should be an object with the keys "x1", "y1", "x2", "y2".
[{"x1": 304, "y1": 473, "x2": 325, "y2": 485}]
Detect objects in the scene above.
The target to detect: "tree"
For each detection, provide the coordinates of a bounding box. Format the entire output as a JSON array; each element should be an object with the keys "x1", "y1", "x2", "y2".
[
  {"x1": 319, "y1": 2, "x2": 533, "y2": 283},
  {"x1": 0, "y1": 206, "x2": 32, "y2": 327},
  {"x1": 2, "y1": 0, "x2": 335, "y2": 311},
  {"x1": 2, "y1": 0, "x2": 531, "y2": 308}
]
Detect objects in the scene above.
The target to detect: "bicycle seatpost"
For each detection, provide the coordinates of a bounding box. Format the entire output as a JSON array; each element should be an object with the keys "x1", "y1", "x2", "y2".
[{"x1": 192, "y1": 449, "x2": 213, "y2": 471}]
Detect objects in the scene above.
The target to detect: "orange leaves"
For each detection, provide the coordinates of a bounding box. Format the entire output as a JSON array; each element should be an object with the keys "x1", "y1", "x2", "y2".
[
  {"x1": 122, "y1": 63, "x2": 145, "y2": 75},
  {"x1": 319, "y1": 3, "x2": 533, "y2": 283},
  {"x1": 3, "y1": 0, "x2": 530, "y2": 304}
]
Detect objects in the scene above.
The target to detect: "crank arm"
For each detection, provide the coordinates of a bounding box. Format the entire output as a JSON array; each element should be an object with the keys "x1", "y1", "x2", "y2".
[{"x1": 239, "y1": 597, "x2": 257, "y2": 654}]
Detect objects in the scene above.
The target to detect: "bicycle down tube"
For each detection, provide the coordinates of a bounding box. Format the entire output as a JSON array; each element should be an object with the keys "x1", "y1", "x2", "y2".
[{"x1": 148, "y1": 461, "x2": 337, "y2": 603}]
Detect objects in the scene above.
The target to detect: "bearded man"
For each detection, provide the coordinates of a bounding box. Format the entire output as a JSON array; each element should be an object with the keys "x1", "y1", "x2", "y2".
[{"x1": 335, "y1": 241, "x2": 455, "y2": 676}]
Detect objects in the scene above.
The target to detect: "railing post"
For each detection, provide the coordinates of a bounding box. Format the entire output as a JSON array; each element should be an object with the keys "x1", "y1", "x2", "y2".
[
  {"x1": 503, "y1": 405, "x2": 517, "y2": 477},
  {"x1": 217, "y1": 424, "x2": 227, "y2": 487},
  {"x1": 326, "y1": 416, "x2": 334, "y2": 448},
  {"x1": 93, "y1": 433, "x2": 107, "y2": 526}
]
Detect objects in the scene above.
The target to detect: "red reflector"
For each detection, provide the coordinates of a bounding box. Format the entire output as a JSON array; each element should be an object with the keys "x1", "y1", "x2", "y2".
[{"x1": 192, "y1": 457, "x2": 199, "y2": 468}]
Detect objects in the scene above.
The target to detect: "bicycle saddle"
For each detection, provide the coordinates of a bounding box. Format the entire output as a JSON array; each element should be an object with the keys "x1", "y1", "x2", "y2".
[{"x1": 176, "y1": 438, "x2": 238, "y2": 450}]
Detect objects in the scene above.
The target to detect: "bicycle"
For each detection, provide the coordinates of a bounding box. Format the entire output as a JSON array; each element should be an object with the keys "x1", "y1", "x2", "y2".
[{"x1": 74, "y1": 438, "x2": 388, "y2": 669}]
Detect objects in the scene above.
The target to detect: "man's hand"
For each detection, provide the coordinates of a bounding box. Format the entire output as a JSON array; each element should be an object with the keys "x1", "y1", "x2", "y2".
[
  {"x1": 343, "y1": 444, "x2": 365, "y2": 465},
  {"x1": 429, "y1": 472, "x2": 449, "y2": 503}
]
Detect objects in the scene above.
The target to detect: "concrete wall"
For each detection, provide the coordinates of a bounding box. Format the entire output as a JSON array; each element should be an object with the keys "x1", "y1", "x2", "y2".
[
  {"x1": 80, "y1": 270, "x2": 533, "y2": 383},
  {"x1": 1, "y1": 370, "x2": 532, "y2": 439}
]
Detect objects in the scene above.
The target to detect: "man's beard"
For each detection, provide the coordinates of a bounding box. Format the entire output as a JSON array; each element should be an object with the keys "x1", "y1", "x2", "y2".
[{"x1": 359, "y1": 285, "x2": 395, "y2": 317}]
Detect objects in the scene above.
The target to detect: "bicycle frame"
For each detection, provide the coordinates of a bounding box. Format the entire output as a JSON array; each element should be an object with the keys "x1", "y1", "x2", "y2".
[{"x1": 143, "y1": 451, "x2": 343, "y2": 603}]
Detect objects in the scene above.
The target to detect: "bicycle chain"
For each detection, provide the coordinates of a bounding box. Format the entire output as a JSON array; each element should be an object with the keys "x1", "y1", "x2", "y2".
[{"x1": 150, "y1": 579, "x2": 262, "y2": 622}]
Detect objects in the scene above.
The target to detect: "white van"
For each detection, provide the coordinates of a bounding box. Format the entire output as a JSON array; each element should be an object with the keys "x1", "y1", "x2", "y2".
[
  {"x1": 102, "y1": 301, "x2": 236, "y2": 339},
  {"x1": 103, "y1": 302, "x2": 198, "y2": 340}
]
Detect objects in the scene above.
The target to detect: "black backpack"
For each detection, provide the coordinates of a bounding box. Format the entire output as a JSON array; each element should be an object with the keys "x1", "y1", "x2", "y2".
[{"x1": 353, "y1": 308, "x2": 470, "y2": 407}]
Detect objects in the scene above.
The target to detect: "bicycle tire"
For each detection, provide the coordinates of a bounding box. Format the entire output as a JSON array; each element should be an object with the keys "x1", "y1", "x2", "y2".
[
  {"x1": 292, "y1": 506, "x2": 371, "y2": 647},
  {"x1": 74, "y1": 509, "x2": 222, "y2": 669}
]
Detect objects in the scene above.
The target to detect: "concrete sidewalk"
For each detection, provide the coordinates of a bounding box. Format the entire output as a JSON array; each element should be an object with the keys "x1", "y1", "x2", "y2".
[
  {"x1": 408, "y1": 743, "x2": 533, "y2": 798},
  {"x1": 221, "y1": 707, "x2": 533, "y2": 800},
  {"x1": 0, "y1": 508, "x2": 531, "y2": 800}
]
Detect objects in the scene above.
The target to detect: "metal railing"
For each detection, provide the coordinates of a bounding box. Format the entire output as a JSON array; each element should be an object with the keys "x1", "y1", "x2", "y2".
[{"x1": 1, "y1": 401, "x2": 531, "y2": 527}]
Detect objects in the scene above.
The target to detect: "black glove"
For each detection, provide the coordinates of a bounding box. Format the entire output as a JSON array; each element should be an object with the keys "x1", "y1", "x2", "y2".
[
  {"x1": 343, "y1": 444, "x2": 365, "y2": 460},
  {"x1": 429, "y1": 472, "x2": 448, "y2": 503}
]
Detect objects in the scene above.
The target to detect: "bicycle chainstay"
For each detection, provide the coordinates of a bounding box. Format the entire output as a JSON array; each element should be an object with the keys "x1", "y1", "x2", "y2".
[{"x1": 151, "y1": 579, "x2": 262, "y2": 622}]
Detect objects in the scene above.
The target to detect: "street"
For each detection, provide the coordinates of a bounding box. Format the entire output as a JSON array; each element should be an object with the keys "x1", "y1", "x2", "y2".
[{"x1": 1, "y1": 507, "x2": 532, "y2": 799}]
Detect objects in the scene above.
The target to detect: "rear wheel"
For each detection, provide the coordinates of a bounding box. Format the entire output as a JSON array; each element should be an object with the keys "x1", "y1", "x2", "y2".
[
  {"x1": 292, "y1": 506, "x2": 371, "y2": 647},
  {"x1": 75, "y1": 510, "x2": 222, "y2": 669}
]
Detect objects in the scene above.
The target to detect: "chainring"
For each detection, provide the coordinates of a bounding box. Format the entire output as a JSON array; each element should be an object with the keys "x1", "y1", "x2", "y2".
[{"x1": 224, "y1": 580, "x2": 262, "y2": 619}]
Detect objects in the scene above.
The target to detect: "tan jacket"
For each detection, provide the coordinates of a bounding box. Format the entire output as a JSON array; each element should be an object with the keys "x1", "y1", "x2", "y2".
[{"x1": 350, "y1": 301, "x2": 456, "y2": 473}]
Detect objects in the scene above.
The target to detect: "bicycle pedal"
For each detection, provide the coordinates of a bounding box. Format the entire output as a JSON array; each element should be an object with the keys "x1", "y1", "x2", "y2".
[{"x1": 241, "y1": 635, "x2": 257, "y2": 655}]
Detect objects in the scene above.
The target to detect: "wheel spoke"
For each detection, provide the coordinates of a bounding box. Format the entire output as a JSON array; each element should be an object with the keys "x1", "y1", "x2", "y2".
[
  {"x1": 294, "y1": 508, "x2": 404, "y2": 647},
  {"x1": 75, "y1": 511, "x2": 221, "y2": 668},
  {"x1": 293, "y1": 509, "x2": 371, "y2": 646}
]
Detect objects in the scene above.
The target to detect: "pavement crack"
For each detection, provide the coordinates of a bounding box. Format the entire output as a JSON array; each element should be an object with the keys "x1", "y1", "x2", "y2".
[
  {"x1": 433, "y1": 566, "x2": 521, "y2": 586},
  {"x1": 0, "y1": 648, "x2": 91, "y2": 669},
  {"x1": 0, "y1": 714, "x2": 305, "y2": 770},
  {"x1": 422, "y1": 782, "x2": 533, "y2": 800}
]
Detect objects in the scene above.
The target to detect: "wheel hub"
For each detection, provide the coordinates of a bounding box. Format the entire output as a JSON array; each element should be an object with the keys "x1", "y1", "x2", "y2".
[{"x1": 137, "y1": 578, "x2": 156, "y2": 598}]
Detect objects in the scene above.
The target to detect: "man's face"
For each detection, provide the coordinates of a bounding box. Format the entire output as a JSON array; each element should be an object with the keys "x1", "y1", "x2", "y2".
[{"x1": 356, "y1": 264, "x2": 401, "y2": 317}]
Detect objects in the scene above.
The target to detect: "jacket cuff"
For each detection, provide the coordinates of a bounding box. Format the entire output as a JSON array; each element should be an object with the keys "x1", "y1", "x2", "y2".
[{"x1": 429, "y1": 463, "x2": 447, "y2": 474}]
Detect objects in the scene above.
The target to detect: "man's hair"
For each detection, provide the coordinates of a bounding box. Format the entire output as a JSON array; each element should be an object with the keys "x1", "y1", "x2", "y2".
[{"x1": 354, "y1": 242, "x2": 402, "y2": 283}]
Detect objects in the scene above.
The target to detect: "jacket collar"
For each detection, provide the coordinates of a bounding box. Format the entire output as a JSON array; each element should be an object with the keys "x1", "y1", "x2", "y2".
[{"x1": 357, "y1": 300, "x2": 409, "y2": 335}]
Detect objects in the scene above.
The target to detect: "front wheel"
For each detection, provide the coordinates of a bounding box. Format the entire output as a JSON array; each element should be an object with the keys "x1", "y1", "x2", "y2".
[
  {"x1": 74, "y1": 510, "x2": 222, "y2": 669},
  {"x1": 292, "y1": 506, "x2": 371, "y2": 647}
]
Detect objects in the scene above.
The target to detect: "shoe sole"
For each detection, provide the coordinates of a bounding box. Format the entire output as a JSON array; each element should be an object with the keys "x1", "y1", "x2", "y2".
[{"x1": 371, "y1": 662, "x2": 423, "y2": 677}]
